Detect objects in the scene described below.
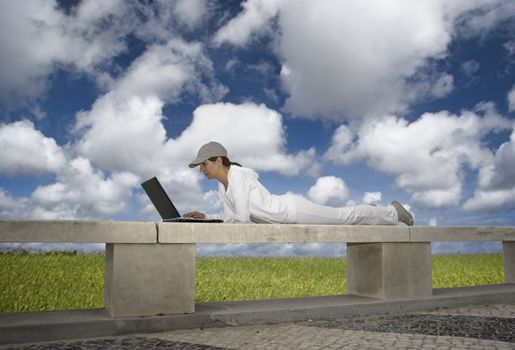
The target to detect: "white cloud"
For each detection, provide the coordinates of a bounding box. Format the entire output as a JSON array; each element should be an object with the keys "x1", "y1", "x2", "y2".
[
  {"x1": 212, "y1": 0, "x2": 286, "y2": 47},
  {"x1": 277, "y1": 0, "x2": 465, "y2": 119},
  {"x1": 0, "y1": 0, "x2": 131, "y2": 107},
  {"x1": 460, "y1": 60, "x2": 480, "y2": 87},
  {"x1": 0, "y1": 156, "x2": 140, "y2": 220},
  {"x1": 307, "y1": 176, "x2": 349, "y2": 206},
  {"x1": 476, "y1": 128, "x2": 515, "y2": 191},
  {"x1": 0, "y1": 189, "x2": 29, "y2": 219},
  {"x1": 430, "y1": 74, "x2": 454, "y2": 98},
  {"x1": 326, "y1": 106, "x2": 512, "y2": 208},
  {"x1": 0, "y1": 0, "x2": 65, "y2": 105},
  {"x1": 224, "y1": 58, "x2": 240, "y2": 72},
  {"x1": 453, "y1": 1, "x2": 515, "y2": 37},
  {"x1": 114, "y1": 41, "x2": 198, "y2": 100},
  {"x1": 0, "y1": 120, "x2": 66, "y2": 176},
  {"x1": 0, "y1": 121, "x2": 148, "y2": 219},
  {"x1": 74, "y1": 94, "x2": 169, "y2": 176},
  {"x1": 325, "y1": 124, "x2": 354, "y2": 164},
  {"x1": 508, "y1": 84, "x2": 515, "y2": 112},
  {"x1": 505, "y1": 40, "x2": 515, "y2": 57},
  {"x1": 463, "y1": 187, "x2": 515, "y2": 212},
  {"x1": 133, "y1": 0, "x2": 211, "y2": 41},
  {"x1": 113, "y1": 39, "x2": 227, "y2": 103},
  {"x1": 174, "y1": 0, "x2": 208, "y2": 30},
  {"x1": 74, "y1": 38, "x2": 227, "y2": 176},
  {"x1": 461, "y1": 60, "x2": 480, "y2": 76},
  {"x1": 412, "y1": 187, "x2": 462, "y2": 208},
  {"x1": 214, "y1": 0, "x2": 514, "y2": 120},
  {"x1": 464, "y1": 127, "x2": 515, "y2": 211},
  {"x1": 363, "y1": 192, "x2": 382, "y2": 205},
  {"x1": 31, "y1": 157, "x2": 139, "y2": 219},
  {"x1": 0, "y1": 1, "x2": 218, "y2": 109},
  {"x1": 172, "y1": 102, "x2": 317, "y2": 176}
]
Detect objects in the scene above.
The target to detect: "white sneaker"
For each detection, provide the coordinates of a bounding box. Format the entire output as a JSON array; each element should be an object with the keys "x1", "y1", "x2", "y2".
[{"x1": 391, "y1": 201, "x2": 414, "y2": 226}]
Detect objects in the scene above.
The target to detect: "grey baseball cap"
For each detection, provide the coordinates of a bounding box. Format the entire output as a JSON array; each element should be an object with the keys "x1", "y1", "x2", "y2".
[{"x1": 189, "y1": 141, "x2": 228, "y2": 168}]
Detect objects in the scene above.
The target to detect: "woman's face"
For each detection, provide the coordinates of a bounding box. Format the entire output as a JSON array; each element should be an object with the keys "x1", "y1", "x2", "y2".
[{"x1": 199, "y1": 159, "x2": 219, "y2": 179}]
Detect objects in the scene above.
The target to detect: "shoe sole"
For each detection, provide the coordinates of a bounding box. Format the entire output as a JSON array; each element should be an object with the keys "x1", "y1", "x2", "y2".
[{"x1": 391, "y1": 200, "x2": 414, "y2": 226}]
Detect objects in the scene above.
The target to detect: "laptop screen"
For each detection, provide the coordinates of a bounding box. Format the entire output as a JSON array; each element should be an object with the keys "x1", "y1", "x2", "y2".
[{"x1": 141, "y1": 177, "x2": 181, "y2": 220}]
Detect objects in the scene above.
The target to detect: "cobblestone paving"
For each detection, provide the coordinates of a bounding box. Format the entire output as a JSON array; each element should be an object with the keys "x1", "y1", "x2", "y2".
[
  {"x1": 2, "y1": 304, "x2": 514, "y2": 350},
  {"x1": 159, "y1": 323, "x2": 515, "y2": 350},
  {"x1": 2, "y1": 337, "x2": 232, "y2": 350},
  {"x1": 301, "y1": 315, "x2": 515, "y2": 343},
  {"x1": 418, "y1": 304, "x2": 515, "y2": 318}
]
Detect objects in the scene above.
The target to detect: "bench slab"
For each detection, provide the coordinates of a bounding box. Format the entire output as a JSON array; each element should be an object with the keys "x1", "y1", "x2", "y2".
[
  {"x1": 0, "y1": 220, "x2": 156, "y2": 243},
  {"x1": 410, "y1": 227, "x2": 515, "y2": 242},
  {"x1": 158, "y1": 223, "x2": 410, "y2": 243}
]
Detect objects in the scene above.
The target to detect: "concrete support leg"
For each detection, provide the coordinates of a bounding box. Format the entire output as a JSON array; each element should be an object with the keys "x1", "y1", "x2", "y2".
[
  {"x1": 347, "y1": 242, "x2": 432, "y2": 300},
  {"x1": 104, "y1": 243, "x2": 195, "y2": 317},
  {"x1": 503, "y1": 241, "x2": 515, "y2": 284}
]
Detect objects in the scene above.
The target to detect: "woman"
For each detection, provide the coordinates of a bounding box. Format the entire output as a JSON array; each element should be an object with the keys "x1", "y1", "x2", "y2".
[{"x1": 185, "y1": 141, "x2": 414, "y2": 225}]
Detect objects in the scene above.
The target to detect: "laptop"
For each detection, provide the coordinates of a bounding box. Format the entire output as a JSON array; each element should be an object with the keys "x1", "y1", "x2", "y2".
[{"x1": 141, "y1": 177, "x2": 223, "y2": 223}]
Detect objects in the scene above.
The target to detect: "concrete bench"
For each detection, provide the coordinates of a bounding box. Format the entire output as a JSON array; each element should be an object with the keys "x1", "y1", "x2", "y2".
[
  {"x1": 158, "y1": 223, "x2": 515, "y2": 315},
  {"x1": 0, "y1": 220, "x2": 168, "y2": 318},
  {"x1": 411, "y1": 226, "x2": 515, "y2": 290},
  {"x1": 1, "y1": 220, "x2": 514, "y2": 318}
]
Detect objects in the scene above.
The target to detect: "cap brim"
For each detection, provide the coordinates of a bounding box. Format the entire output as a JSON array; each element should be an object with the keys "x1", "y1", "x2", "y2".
[{"x1": 188, "y1": 156, "x2": 205, "y2": 168}]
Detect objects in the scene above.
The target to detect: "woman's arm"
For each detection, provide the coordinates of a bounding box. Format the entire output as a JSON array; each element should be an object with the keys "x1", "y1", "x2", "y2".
[{"x1": 223, "y1": 171, "x2": 253, "y2": 223}]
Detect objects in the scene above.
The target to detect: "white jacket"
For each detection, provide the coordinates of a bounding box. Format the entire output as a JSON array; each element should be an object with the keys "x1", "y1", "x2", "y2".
[{"x1": 206, "y1": 166, "x2": 294, "y2": 223}]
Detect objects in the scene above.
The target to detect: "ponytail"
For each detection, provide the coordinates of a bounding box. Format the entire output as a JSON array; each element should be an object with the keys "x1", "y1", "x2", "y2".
[{"x1": 208, "y1": 156, "x2": 242, "y2": 167}]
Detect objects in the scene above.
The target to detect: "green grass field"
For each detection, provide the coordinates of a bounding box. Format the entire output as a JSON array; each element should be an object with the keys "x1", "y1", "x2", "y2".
[{"x1": 0, "y1": 252, "x2": 505, "y2": 313}]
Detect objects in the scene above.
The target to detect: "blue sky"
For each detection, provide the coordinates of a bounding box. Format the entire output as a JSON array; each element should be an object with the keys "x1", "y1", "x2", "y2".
[{"x1": 1, "y1": 0, "x2": 514, "y2": 256}]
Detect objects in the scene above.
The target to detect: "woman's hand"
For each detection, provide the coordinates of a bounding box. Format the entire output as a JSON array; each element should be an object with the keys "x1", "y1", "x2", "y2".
[{"x1": 183, "y1": 211, "x2": 206, "y2": 219}]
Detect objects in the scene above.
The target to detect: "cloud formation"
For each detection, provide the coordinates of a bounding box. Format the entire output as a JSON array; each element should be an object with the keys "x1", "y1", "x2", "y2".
[
  {"x1": 363, "y1": 192, "x2": 382, "y2": 205},
  {"x1": 72, "y1": 37, "x2": 227, "y2": 176},
  {"x1": 326, "y1": 105, "x2": 512, "y2": 208},
  {"x1": 31, "y1": 158, "x2": 139, "y2": 218},
  {"x1": 215, "y1": 0, "x2": 514, "y2": 120},
  {"x1": 212, "y1": 0, "x2": 285, "y2": 46},
  {"x1": 0, "y1": 0, "x2": 133, "y2": 108},
  {"x1": 307, "y1": 176, "x2": 349, "y2": 206},
  {"x1": 0, "y1": 120, "x2": 66, "y2": 176},
  {"x1": 0, "y1": 0, "x2": 215, "y2": 109},
  {"x1": 177, "y1": 103, "x2": 317, "y2": 176},
  {"x1": 508, "y1": 84, "x2": 515, "y2": 111},
  {"x1": 464, "y1": 127, "x2": 515, "y2": 211}
]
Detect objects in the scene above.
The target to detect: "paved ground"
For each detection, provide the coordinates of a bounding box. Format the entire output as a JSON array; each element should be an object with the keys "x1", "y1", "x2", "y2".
[{"x1": 2, "y1": 304, "x2": 514, "y2": 350}]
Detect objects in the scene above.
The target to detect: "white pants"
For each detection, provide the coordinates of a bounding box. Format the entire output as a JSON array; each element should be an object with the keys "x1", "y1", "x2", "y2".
[{"x1": 286, "y1": 194, "x2": 398, "y2": 225}]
